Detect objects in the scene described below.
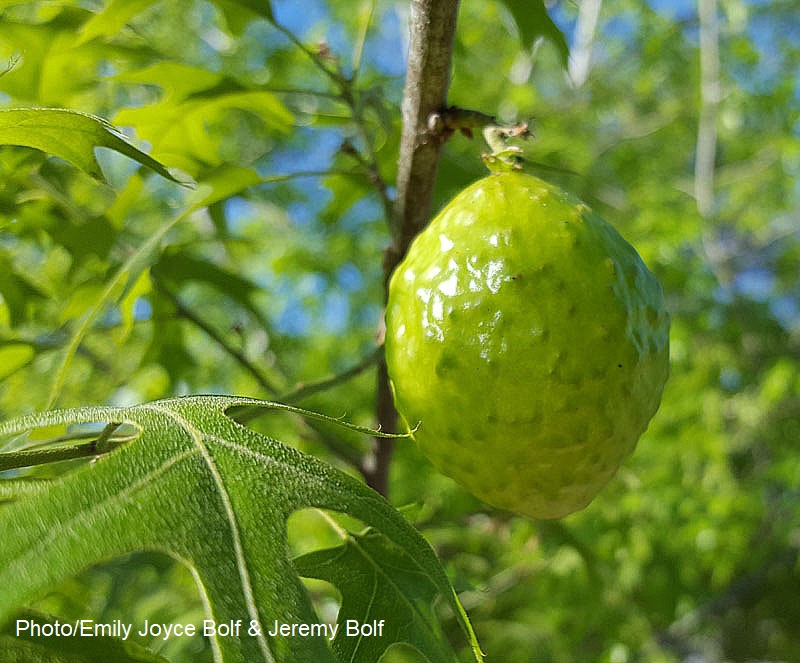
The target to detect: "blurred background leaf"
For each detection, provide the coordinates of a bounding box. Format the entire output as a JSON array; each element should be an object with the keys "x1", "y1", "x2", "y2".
[{"x1": 0, "y1": 0, "x2": 798, "y2": 661}]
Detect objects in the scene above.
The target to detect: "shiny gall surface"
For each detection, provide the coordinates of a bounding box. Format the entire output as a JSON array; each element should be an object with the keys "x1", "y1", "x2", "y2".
[{"x1": 385, "y1": 172, "x2": 669, "y2": 519}]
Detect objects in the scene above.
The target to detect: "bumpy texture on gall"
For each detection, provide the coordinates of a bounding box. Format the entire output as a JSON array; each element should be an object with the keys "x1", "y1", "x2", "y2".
[{"x1": 385, "y1": 172, "x2": 669, "y2": 519}]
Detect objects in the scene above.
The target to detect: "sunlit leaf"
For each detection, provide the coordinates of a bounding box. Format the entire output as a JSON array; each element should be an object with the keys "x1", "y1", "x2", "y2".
[
  {"x1": 189, "y1": 165, "x2": 263, "y2": 209},
  {"x1": 77, "y1": 0, "x2": 159, "y2": 44},
  {"x1": 1, "y1": 610, "x2": 169, "y2": 663},
  {"x1": 152, "y1": 250, "x2": 272, "y2": 331},
  {"x1": 294, "y1": 529, "x2": 463, "y2": 662},
  {"x1": 213, "y1": 0, "x2": 274, "y2": 34},
  {"x1": 114, "y1": 92, "x2": 293, "y2": 174},
  {"x1": 0, "y1": 396, "x2": 481, "y2": 663},
  {"x1": 115, "y1": 62, "x2": 223, "y2": 101},
  {"x1": 0, "y1": 109, "x2": 181, "y2": 183},
  {"x1": 0, "y1": 343, "x2": 34, "y2": 381},
  {"x1": 499, "y1": 0, "x2": 569, "y2": 67}
]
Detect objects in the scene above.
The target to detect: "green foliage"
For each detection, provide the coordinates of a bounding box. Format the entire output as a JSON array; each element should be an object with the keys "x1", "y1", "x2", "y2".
[
  {"x1": 0, "y1": 396, "x2": 480, "y2": 662},
  {"x1": 1, "y1": 610, "x2": 170, "y2": 663},
  {"x1": 294, "y1": 530, "x2": 461, "y2": 662},
  {"x1": 0, "y1": 108, "x2": 180, "y2": 183},
  {"x1": 499, "y1": 0, "x2": 569, "y2": 65},
  {"x1": 0, "y1": 0, "x2": 798, "y2": 662}
]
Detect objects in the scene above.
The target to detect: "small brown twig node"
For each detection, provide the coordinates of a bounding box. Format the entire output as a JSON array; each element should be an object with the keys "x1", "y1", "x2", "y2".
[{"x1": 426, "y1": 106, "x2": 533, "y2": 148}]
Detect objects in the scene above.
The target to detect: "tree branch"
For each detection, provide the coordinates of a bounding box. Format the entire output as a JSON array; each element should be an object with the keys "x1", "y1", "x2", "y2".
[
  {"x1": 268, "y1": 9, "x2": 393, "y2": 224},
  {"x1": 279, "y1": 345, "x2": 383, "y2": 405},
  {"x1": 392, "y1": 0, "x2": 461, "y2": 254},
  {"x1": 365, "y1": 0, "x2": 461, "y2": 497},
  {"x1": 227, "y1": 348, "x2": 385, "y2": 471},
  {"x1": 154, "y1": 280, "x2": 283, "y2": 396}
]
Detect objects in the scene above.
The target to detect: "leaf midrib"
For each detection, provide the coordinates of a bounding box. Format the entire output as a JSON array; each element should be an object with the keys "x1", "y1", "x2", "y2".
[
  {"x1": 147, "y1": 403, "x2": 274, "y2": 663},
  {"x1": 316, "y1": 511, "x2": 447, "y2": 663}
]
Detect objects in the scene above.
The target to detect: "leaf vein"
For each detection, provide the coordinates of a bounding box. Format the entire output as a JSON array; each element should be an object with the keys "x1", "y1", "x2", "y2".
[
  {"x1": 144, "y1": 403, "x2": 273, "y2": 662},
  {"x1": 3, "y1": 447, "x2": 199, "y2": 585}
]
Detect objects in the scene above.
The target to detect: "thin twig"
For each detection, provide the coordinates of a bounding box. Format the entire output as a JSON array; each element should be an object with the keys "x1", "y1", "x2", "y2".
[
  {"x1": 340, "y1": 0, "x2": 395, "y2": 225},
  {"x1": 269, "y1": 12, "x2": 395, "y2": 239},
  {"x1": 228, "y1": 348, "x2": 385, "y2": 470},
  {"x1": 340, "y1": 139, "x2": 394, "y2": 220},
  {"x1": 266, "y1": 5, "x2": 462, "y2": 494},
  {"x1": 92, "y1": 422, "x2": 123, "y2": 453},
  {"x1": 268, "y1": 20, "x2": 344, "y2": 86},
  {"x1": 260, "y1": 169, "x2": 371, "y2": 183},
  {"x1": 279, "y1": 345, "x2": 383, "y2": 404},
  {"x1": 154, "y1": 280, "x2": 283, "y2": 396},
  {"x1": 229, "y1": 346, "x2": 383, "y2": 425}
]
